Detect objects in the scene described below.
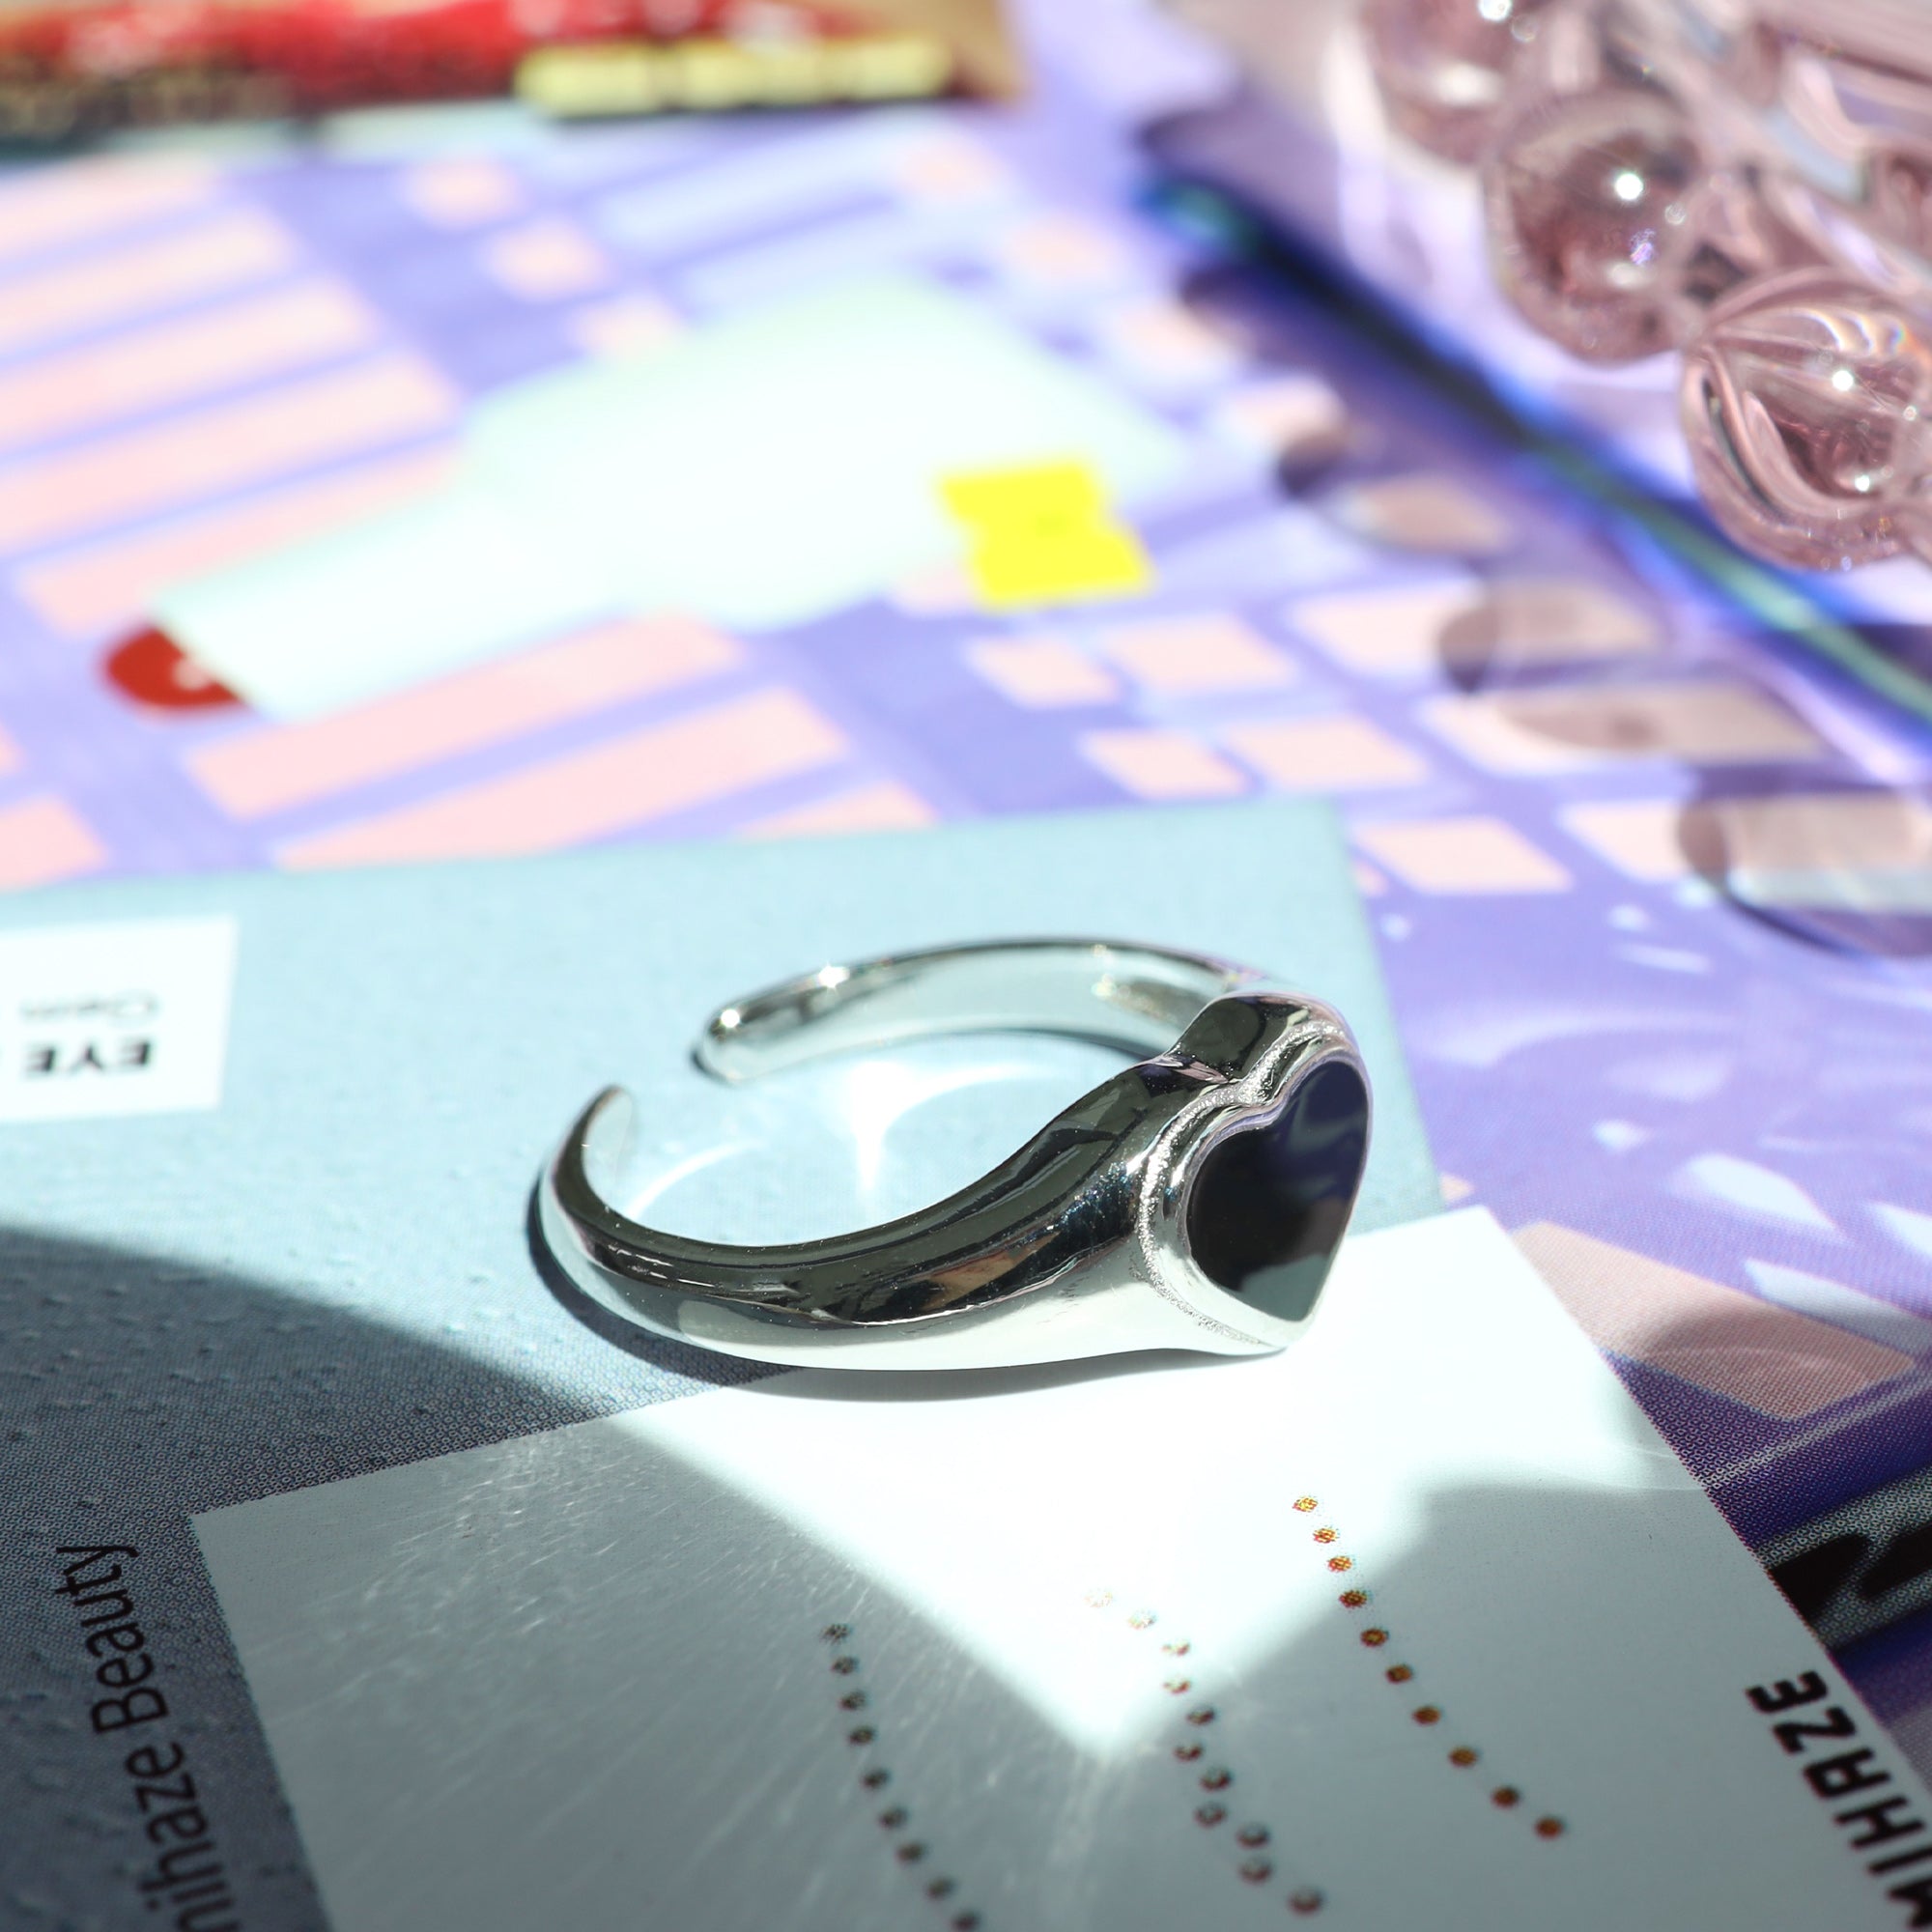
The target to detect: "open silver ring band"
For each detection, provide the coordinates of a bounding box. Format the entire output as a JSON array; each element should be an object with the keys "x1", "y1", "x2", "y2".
[{"x1": 536, "y1": 939, "x2": 1372, "y2": 1372}]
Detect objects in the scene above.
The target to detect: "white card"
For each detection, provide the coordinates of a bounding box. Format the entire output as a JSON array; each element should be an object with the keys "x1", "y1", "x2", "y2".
[
  {"x1": 0, "y1": 918, "x2": 237, "y2": 1121},
  {"x1": 195, "y1": 1210, "x2": 1932, "y2": 1929}
]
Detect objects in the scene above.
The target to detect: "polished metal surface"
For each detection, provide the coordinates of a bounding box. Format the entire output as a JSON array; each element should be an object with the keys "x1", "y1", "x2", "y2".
[{"x1": 537, "y1": 940, "x2": 1371, "y2": 1371}]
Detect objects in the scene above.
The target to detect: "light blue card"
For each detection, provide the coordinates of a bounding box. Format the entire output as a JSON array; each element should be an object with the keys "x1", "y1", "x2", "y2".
[
  {"x1": 0, "y1": 799, "x2": 1434, "y2": 1372},
  {"x1": 0, "y1": 799, "x2": 1432, "y2": 1925}
]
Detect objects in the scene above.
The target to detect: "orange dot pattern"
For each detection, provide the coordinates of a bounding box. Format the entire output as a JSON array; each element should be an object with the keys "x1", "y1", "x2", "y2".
[
  {"x1": 819, "y1": 1623, "x2": 983, "y2": 1930},
  {"x1": 1094, "y1": 1592, "x2": 1324, "y2": 1914},
  {"x1": 1293, "y1": 1501, "x2": 1567, "y2": 1845}
]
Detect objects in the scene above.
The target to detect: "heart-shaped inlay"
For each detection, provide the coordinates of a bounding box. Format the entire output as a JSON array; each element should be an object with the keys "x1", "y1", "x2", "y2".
[{"x1": 1184, "y1": 1060, "x2": 1369, "y2": 1323}]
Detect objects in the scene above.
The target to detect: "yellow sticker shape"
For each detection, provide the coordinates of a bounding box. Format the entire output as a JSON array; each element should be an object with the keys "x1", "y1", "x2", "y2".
[{"x1": 940, "y1": 459, "x2": 1152, "y2": 610}]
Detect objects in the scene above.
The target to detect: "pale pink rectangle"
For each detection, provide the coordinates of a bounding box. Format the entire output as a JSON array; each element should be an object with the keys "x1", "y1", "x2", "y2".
[
  {"x1": 1098, "y1": 298, "x2": 1240, "y2": 384},
  {"x1": 1356, "y1": 814, "x2": 1572, "y2": 894},
  {"x1": 1426, "y1": 680, "x2": 1823, "y2": 775},
  {"x1": 967, "y1": 634, "x2": 1119, "y2": 708},
  {"x1": 279, "y1": 687, "x2": 848, "y2": 869},
  {"x1": 1566, "y1": 791, "x2": 1932, "y2": 888},
  {"x1": 568, "y1": 293, "x2": 685, "y2": 360},
  {"x1": 0, "y1": 210, "x2": 296, "y2": 358},
  {"x1": 481, "y1": 218, "x2": 613, "y2": 301},
  {"x1": 1293, "y1": 582, "x2": 1479, "y2": 676},
  {"x1": 889, "y1": 133, "x2": 1011, "y2": 204},
  {"x1": 995, "y1": 213, "x2": 1126, "y2": 287},
  {"x1": 19, "y1": 445, "x2": 457, "y2": 637},
  {"x1": 1515, "y1": 1220, "x2": 1909, "y2": 1419},
  {"x1": 0, "y1": 795, "x2": 107, "y2": 890},
  {"x1": 1561, "y1": 800, "x2": 1688, "y2": 881},
  {"x1": 1328, "y1": 473, "x2": 1514, "y2": 557},
  {"x1": 743, "y1": 780, "x2": 936, "y2": 839},
  {"x1": 191, "y1": 616, "x2": 743, "y2": 818},
  {"x1": 1696, "y1": 790, "x2": 1932, "y2": 876},
  {"x1": 1210, "y1": 376, "x2": 1350, "y2": 463},
  {"x1": 1224, "y1": 714, "x2": 1428, "y2": 791},
  {"x1": 0, "y1": 159, "x2": 213, "y2": 266},
  {"x1": 1099, "y1": 613, "x2": 1294, "y2": 696},
  {"x1": 0, "y1": 281, "x2": 378, "y2": 457},
  {"x1": 401, "y1": 158, "x2": 526, "y2": 228},
  {"x1": 0, "y1": 354, "x2": 457, "y2": 554},
  {"x1": 1079, "y1": 727, "x2": 1247, "y2": 801}
]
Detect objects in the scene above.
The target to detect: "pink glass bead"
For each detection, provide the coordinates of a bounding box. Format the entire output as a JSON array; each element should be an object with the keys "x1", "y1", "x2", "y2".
[
  {"x1": 1360, "y1": 0, "x2": 1557, "y2": 164},
  {"x1": 1681, "y1": 268, "x2": 1932, "y2": 571},
  {"x1": 1484, "y1": 85, "x2": 1707, "y2": 361},
  {"x1": 1870, "y1": 143, "x2": 1932, "y2": 259}
]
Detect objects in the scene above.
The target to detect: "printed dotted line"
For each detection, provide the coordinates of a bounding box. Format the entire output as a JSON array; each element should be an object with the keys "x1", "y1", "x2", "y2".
[
  {"x1": 1292, "y1": 1497, "x2": 1566, "y2": 1841},
  {"x1": 821, "y1": 1623, "x2": 985, "y2": 1931},
  {"x1": 1085, "y1": 1589, "x2": 1327, "y2": 1918}
]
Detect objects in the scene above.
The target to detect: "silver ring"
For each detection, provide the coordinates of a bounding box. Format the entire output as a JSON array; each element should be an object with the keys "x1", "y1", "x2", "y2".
[{"x1": 536, "y1": 939, "x2": 1371, "y2": 1372}]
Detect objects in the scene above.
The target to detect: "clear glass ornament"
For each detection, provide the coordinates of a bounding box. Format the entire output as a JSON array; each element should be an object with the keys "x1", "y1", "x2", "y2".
[
  {"x1": 1360, "y1": 0, "x2": 1558, "y2": 163},
  {"x1": 1484, "y1": 85, "x2": 1708, "y2": 360},
  {"x1": 1355, "y1": 0, "x2": 1932, "y2": 572},
  {"x1": 1681, "y1": 267, "x2": 1932, "y2": 570}
]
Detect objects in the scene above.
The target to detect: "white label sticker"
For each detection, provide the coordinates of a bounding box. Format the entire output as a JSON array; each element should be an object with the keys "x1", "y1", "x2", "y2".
[{"x1": 0, "y1": 917, "x2": 238, "y2": 1121}]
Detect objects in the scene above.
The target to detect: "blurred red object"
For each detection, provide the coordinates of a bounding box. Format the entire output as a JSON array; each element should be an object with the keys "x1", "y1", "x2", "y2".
[
  {"x1": 104, "y1": 627, "x2": 242, "y2": 711},
  {"x1": 0, "y1": 0, "x2": 1013, "y2": 138}
]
